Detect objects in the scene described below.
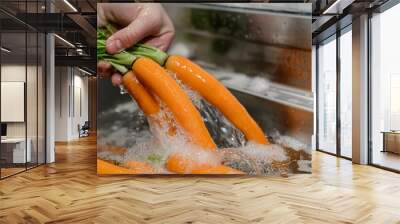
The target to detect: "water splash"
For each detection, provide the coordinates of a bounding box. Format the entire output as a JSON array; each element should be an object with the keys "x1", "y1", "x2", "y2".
[
  {"x1": 98, "y1": 71, "x2": 311, "y2": 175},
  {"x1": 167, "y1": 70, "x2": 246, "y2": 148}
]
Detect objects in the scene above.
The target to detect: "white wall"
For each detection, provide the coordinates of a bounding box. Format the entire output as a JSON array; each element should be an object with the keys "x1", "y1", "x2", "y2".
[
  {"x1": 1, "y1": 82, "x2": 25, "y2": 122},
  {"x1": 1, "y1": 65, "x2": 26, "y2": 130},
  {"x1": 55, "y1": 66, "x2": 69, "y2": 141},
  {"x1": 1, "y1": 63, "x2": 46, "y2": 164},
  {"x1": 1, "y1": 65, "x2": 26, "y2": 141},
  {"x1": 1, "y1": 65, "x2": 26, "y2": 81},
  {"x1": 1, "y1": 65, "x2": 35, "y2": 138},
  {"x1": 72, "y1": 73, "x2": 89, "y2": 138},
  {"x1": 54, "y1": 67, "x2": 89, "y2": 141}
]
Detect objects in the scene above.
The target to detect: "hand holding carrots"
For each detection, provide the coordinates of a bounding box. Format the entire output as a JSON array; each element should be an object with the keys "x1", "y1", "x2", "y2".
[
  {"x1": 97, "y1": 3, "x2": 175, "y2": 86},
  {"x1": 97, "y1": 15, "x2": 269, "y2": 174}
]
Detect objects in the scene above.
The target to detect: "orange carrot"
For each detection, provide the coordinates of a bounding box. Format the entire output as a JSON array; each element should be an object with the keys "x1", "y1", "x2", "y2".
[
  {"x1": 191, "y1": 165, "x2": 245, "y2": 174},
  {"x1": 165, "y1": 55, "x2": 269, "y2": 145},
  {"x1": 122, "y1": 71, "x2": 160, "y2": 116},
  {"x1": 165, "y1": 153, "x2": 214, "y2": 174},
  {"x1": 124, "y1": 161, "x2": 155, "y2": 173},
  {"x1": 97, "y1": 159, "x2": 154, "y2": 174},
  {"x1": 132, "y1": 57, "x2": 217, "y2": 150},
  {"x1": 123, "y1": 71, "x2": 177, "y2": 135},
  {"x1": 166, "y1": 153, "x2": 243, "y2": 174}
]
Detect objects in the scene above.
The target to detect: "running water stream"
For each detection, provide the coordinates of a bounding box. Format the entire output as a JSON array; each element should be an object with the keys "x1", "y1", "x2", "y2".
[{"x1": 98, "y1": 72, "x2": 311, "y2": 175}]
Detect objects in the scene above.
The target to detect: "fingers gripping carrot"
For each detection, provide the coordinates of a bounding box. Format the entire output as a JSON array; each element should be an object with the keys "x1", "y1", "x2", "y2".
[
  {"x1": 132, "y1": 57, "x2": 217, "y2": 150},
  {"x1": 165, "y1": 55, "x2": 269, "y2": 145}
]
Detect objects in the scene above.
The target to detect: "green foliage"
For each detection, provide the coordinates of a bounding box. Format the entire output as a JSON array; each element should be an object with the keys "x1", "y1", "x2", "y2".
[
  {"x1": 146, "y1": 153, "x2": 164, "y2": 164},
  {"x1": 97, "y1": 24, "x2": 169, "y2": 74},
  {"x1": 127, "y1": 44, "x2": 168, "y2": 66}
]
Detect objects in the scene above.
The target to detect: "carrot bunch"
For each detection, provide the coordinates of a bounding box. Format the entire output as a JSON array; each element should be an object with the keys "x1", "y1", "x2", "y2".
[{"x1": 97, "y1": 25, "x2": 268, "y2": 175}]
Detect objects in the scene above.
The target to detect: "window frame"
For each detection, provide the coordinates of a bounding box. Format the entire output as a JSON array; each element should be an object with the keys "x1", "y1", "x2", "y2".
[{"x1": 315, "y1": 24, "x2": 353, "y2": 161}]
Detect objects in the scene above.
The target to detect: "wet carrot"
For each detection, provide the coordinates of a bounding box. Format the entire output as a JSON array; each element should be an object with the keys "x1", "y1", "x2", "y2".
[
  {"x1": 97, "y1": 159, "x2": 154, "y2": 174},
  {"x1": 166, "y1": 154, "x2": 243, "y2": 174},
  {"x1": 123, "y1": 71, "x2": 177, "y2": 135},
  {"x1": 122, "y1": 71, "x2": 160, "y2": 116},
  {"x1": 165, "y1": 55, "x2": 269, "y2": 145},
  {"x1": 132, "y1": 57, "x2": 217, "y2": 150},
  {"x1": 124, "y1": 161, "x2": 155, "y2": 173},
  {"x1": 191, "y1": 165, "x2": 245, "y2": 174},
  {"x1": 99, "y1": 26, "x2": 250, "y2": 174},
  {"x1": 165, "y1": 153, "x2": 214, "y2": 174}
]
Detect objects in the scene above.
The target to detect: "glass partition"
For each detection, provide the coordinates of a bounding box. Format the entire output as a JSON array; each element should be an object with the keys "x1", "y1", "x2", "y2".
[
  {"x1": 0, "y1": 31, "x2": 28, "y2": 177},
  {"x1": 0, "y1": 0, "x2": 46, "y2": 179}
]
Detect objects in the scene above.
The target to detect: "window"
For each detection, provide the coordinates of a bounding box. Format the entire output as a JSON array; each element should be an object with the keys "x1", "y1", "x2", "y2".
[
  {"x1": 370, "y1": 2, "x2": 400, "y2": 171},
  {"x1": 390, "y1": 75, "x2": 400, "y2": 130},
  {"x1": 317, "y1": 36, "x2": 337, "y2": 154},
  {"x1": 339, "y1": 28, "x2": 352, "y2": 158}
]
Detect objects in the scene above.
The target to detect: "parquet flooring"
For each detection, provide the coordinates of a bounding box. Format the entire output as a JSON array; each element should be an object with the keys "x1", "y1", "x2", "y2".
[
  {"x1": 372, "y1": 151, "x2": 400, "y2": 171},
  {"x1": 0, "y1": 136, "x2": 399, "y2": 224},
  {"x1": 1, "y1": 167, "x2": 26, "y2": 178}
]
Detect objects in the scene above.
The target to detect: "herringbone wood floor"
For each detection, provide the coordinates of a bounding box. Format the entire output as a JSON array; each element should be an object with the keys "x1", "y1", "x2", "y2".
[{"x1": 1, "y1": 136, "x2": 399, "y2": 224}]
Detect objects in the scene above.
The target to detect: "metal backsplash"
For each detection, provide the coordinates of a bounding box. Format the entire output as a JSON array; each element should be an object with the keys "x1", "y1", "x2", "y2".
[{"x1": 164, "y1": 3, "x2": 313, "y2": 145}]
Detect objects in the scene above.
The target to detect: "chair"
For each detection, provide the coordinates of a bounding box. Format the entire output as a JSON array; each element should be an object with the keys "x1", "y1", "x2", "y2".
[{"x1": 78, "y1": 121, "x2": 90, "y2": 138}]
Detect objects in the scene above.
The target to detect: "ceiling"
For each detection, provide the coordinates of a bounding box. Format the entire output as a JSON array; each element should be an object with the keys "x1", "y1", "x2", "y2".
[
  {"x1": 0, "y1": 0, "x2": 96, "y2": 73},
  {"x1": 1, "y1": 0, "x2": 396, "y2": 72},
  {"x1": 311, "y1": 0, "x2": 390, "y2": 43}
]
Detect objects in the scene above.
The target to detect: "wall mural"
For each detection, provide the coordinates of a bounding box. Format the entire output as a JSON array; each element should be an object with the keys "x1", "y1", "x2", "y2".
[{"x1": 97, "y1": 3, "x2": 312, "y2": 176}]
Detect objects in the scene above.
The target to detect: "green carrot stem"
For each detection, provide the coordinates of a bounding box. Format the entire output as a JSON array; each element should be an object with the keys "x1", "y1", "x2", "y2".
[
  {"x1": 97, "y1": 24, "x2": 169, "y2": 74},
  {"x1": 127, "y1": 44, "x2": 168, "y2": 66},
  {"x1": 108, "y1": 61, "x2": 128, "y2": 74}
]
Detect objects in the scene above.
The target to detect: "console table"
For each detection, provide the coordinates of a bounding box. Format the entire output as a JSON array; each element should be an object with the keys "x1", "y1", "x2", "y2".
[{"x1": 381, "y1": 131, "x2": 400, "y2": 154}]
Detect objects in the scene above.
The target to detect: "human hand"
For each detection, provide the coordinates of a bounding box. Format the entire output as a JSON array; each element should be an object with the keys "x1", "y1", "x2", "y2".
[{"x1": 97, "y1": 3, "x2": 175, "y2": 86}]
